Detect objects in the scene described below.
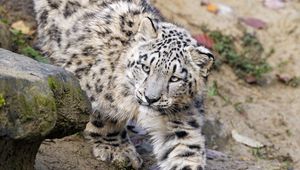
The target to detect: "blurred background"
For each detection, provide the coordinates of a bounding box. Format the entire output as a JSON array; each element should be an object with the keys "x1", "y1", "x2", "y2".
[{"x1": 0, "y1": 0, "x2": 300, "y2": 169}]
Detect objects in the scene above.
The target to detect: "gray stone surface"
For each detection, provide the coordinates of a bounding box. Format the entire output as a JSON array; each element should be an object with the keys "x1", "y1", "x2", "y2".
[{"x1": 0, "y1": 48, "x2": 91, "y2": 170}]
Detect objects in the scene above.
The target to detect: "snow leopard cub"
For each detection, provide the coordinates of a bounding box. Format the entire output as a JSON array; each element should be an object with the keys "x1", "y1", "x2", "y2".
[{"x1": 34, "y1": 0, "x2": 214, "y2": 169}]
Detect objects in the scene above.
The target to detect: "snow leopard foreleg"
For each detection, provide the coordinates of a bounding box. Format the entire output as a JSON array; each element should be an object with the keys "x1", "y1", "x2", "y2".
[
  {"x1": 144, "y1": 113, "x2": 206, "y2": 170},
  {"x1": 84, "y1": 112, "x2": 143, "y2": 169}
]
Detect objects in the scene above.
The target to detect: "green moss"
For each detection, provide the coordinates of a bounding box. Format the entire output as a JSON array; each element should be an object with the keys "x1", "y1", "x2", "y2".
[
  {"x1": 18, "y1": 93, "x2": 56, "y2": 137},
  {"x1": 48, "y1": 76, "x2": 84, "y2": 103},
  {"x1": 0, "y1": 78, "x2": 58, "y2": 138},
  {"x1": 0, "y1": 93, "x2": 5, "y2": 107},
  {"x1": 48, "y1": 77, "x2": 60, "y2": 90},
  {"x1": 18, "y1": 95, "x2": 33, "y2": 121},
  {"x1": 48, "y1": 76, "x2": 86, "y2": 103},
  {"x1": 18, "y1": 93, "x2": 56, "y2": 126},
  {"x1": 46, "y1": 76, "x2": 90, "y2": 138}
]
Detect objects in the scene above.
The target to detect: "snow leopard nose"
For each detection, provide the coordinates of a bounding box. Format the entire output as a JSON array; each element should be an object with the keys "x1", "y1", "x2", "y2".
[{"x1": 145, "y1": 95, "x2": 161, "y2": 105}]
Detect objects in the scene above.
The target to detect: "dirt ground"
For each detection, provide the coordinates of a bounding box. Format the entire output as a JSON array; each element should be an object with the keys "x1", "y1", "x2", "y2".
[
  {"x1": 1, "y1": 0, "x2": 300, "y2": 170},
  {"x1": 35, "y1": 133, "x2": 282, "y2": 170},
  {"x1": 151, "y1": 0, "x2": 300, "y2": 169}
]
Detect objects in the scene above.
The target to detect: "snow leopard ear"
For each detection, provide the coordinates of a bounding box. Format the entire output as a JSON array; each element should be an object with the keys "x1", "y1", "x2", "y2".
[
  {"x1": 137, "y1": 17, "x2": 157, "y2": 39},
  {"x1": 187, "y1": 46, "x2": 214, "y2": 77}
]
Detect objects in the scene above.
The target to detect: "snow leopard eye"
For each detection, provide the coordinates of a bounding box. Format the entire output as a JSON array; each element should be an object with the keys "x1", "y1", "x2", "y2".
[
  {"x1": 142, "y1": 64, "x2": 150, "y2": 74},
  {"x1": 169, "y1": 76, "x2": 181, "y2": 83}
]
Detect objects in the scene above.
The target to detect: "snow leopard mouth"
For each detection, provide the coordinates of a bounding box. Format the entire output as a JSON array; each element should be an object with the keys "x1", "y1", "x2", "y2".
[
  {"x1": 138, "y1": 101, "x2": 186, "y2": 116},
  {"x1": 137, "y1": 99, "x2": 168, "y2": 108},
  {"x1": 136, "y1": 96, "x2": 170, "y2": 110}
]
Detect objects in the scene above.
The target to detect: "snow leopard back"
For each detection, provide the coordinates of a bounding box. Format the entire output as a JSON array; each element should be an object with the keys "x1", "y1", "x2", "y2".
[{"x1": 34, "y1": 0, "x2": 161, "y2": 65}]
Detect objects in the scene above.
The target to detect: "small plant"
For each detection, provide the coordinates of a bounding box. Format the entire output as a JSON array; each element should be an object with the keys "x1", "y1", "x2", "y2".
[
  {"x1": 288, "y1": 77, "x2": 300, "y2": 87},
  {"x1": 286, "y1": 129, "x2": 292, "y2": 137},
  {"x1": 10, "y1": 29, "x2": 49, "y2": 63},
  {"x1": 251, "y1": 147, "x2": 274, "y2": 160},
  {"x1": 0, "y1": 6, "x2": 9, "y2": 25},
  {"x1": 207, "y1": 80, "x2": 231, "y2": 105},
  {"x1": 21, "y1": 46, "x2": 49, "y2": 63},
  {"x1": 242, "y1": 33, "x2": 264, "y2": 58},
  {"x1": 206, "y1": 30, "x2": 271, "y2": 82},
  {"x1": 277, "y1": 74, "x2": 300, "y2": 88},
  {"x1": 233, "y1": 102, "x2": 246, "y2": 115},
  {"x1": 0, "y1": 18, "x2": 9, "y2": 24},
  {"x1": 281, "y1": 159, "x2": 294, "y2": 170},
  {"x1": 251, "y1": 146, "x2": 294, "y2": 169},
  {"x1": 251, "y1": 148, "x2": 266, "y2": 159},
  {"x1": 207, "y1": 80, "x2": 218, "y2": 97}
]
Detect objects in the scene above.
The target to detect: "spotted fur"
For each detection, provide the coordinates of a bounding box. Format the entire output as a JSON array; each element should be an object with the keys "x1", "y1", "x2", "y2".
[{"x1": 34, "y1": 0, "x2": 214, "y2": 169}]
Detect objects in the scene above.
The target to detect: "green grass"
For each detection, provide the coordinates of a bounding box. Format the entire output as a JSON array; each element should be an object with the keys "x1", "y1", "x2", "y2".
[{"x1": 206, "y1": 30, "x2": 271, "y2": 81}]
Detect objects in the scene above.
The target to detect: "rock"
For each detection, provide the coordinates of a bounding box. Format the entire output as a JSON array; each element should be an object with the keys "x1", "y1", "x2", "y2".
[
  {"x1": 0, "y1": 49, "x2": 91, "y2": 170},
  {"x1": 0, "y1": 22, "x2": 12, "y2": 50},
  {"x1": 202, "y1": 118, "x2": 230, "y2": 149}
]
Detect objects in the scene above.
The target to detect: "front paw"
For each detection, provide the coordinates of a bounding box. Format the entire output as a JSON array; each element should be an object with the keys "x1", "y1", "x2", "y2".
[
  {"x1": 162, "y1": 162, "x2": 205, "y2": 170},
  {"x1": 93, "y1": 142, "x2": 143, "y2": 169},
  {"x1": 160, "y1": 155, "x2": 206, "y2": 170}
]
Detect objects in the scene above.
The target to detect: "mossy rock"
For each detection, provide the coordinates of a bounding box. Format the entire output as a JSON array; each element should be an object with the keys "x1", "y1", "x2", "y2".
[{"x1": 0, "y1": 48, "x2": 91, "y2": 169}]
